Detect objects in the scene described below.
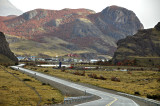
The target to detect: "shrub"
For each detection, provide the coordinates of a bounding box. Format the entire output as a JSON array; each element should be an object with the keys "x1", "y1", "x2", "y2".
[
  {"x1": 23, "y1": 78, "x2": 31, "y2": 81},
  {"x1": 52, "y1": 98, "x2": 55, "y2": 102},
  {"x1": 99, "y1": 75, "x2": 106, "y2": 80},
  {"x1": 127, "y1": 71, "x2": 132, "y2": 74},
  {"x1": 140, "y1": 68, "x2": 144, "y2": 71},
  {"x1": 158, "y1": 67, "x2": 160, "y2": 72},
  {"x1": 134, "y1": 91, "x2": 140, "y2": 95},
  {"x1": 92, "y1": 73, "x2": 98, "y2": 79},
  {"x1": 147, "y1": 94, "x2": 160, "y2": 100},
  {"x1": 88, "y1": 73, "x2": 106, "y2": 80},
  {"x1": 1, "y1": 86, "x2": 8, "y2": 90},
  {"x1": 88, "y1": 73, "x2": 98, "y2": 79},
  {"x1": 44, "y1": 70, "x2": 48, "y2": 72},
  {"x1": 157, "y1": 78, "x2": 160, "y2": 82},
  {"x1": 111, "y1": 77, "x2": 120, "y2": 82},
  {"x1": 42, "y1": 83, "x2": 47, "y2": 85},
  {"x1": 96, "y1": 66, "x2": 99, "y2": 69},
  {"x1": 75, "y1": 71, "x2": 85, "y2": 76},
  {"x1": 82, "y1": 71, "x2": 85, "y2": 76},
  {"x1": 73, "y1": 71, "x2": 79, "y2": 75},
  {"x1": 61, "y1": 66, "x2": 66, "y2": 72}
]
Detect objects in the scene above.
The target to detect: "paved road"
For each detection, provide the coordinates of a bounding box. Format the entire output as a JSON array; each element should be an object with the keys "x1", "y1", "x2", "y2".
[
  {"x1": 37, "y1": 64, "x2": 71, "y2": 68},
  {"x1": 11, "y1": 65, "x2": 139, "y2": 106}
]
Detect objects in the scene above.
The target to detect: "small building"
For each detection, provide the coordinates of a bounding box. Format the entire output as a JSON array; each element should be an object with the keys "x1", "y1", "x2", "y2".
[{"x1": 90, "y1": 59, "x2": 99, "y2": 63}]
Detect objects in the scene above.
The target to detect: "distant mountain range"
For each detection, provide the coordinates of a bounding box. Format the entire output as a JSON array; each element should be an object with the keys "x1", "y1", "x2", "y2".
[
  {"x1": 0, "y1": 5, "x2": 143, "y2": 57},
  {"x1": 112, "y1": 22, "x2": 160, "y2": 66},
  {"x1": 0, "y1": 0, "x2": 23, "y2": 16}
]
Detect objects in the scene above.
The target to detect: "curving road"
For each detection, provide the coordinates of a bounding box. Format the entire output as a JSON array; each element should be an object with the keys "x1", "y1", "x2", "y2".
[{"x1": 11, "y1": 65, "x2": 139, "y2": 106}]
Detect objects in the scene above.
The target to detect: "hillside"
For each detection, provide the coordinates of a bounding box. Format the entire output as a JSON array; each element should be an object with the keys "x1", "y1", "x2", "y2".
[
  {"x1": 0, "y1": 6, "x2": 143, "y2": 57},
  {"x1": 112, "y1": 22, "x2": 160, "y2": 66},
  {"x1": 0, "y1": 32, "x2": 18, "y2": 65},
  {"x1": 0, "y1": 0, "x2": 22, "y2": 16}
]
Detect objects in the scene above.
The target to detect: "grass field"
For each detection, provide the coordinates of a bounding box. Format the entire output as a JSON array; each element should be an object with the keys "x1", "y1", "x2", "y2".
[
  {"x1": 0, "y1": 66, "x2": 64, "y2": 106},
  {"x1": 6, "y1": 35, "x2": 93, "y2": 57},
  {"x1": 26, "y1": 66, "x2": 160, "y2": 100}
]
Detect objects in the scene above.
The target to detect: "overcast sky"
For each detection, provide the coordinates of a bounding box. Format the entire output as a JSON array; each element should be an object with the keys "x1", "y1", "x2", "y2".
[{"x1": 9, "y1": 0, "x2": 160, "y2": 29}]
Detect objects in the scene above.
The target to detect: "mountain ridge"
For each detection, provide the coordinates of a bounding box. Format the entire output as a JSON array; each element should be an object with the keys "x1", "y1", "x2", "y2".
[
  {"x1": 112, "y1": 22, "x2": 160, "y2": 66},
  {"x1": 0, "y1": 6, "x2": 143, "y2": 57}
]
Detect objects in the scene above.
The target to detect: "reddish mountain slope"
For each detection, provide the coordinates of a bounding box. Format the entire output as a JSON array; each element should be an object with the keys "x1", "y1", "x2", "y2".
[{"x1": 0, "y1": 6, "x2": 143, "y2": 57}]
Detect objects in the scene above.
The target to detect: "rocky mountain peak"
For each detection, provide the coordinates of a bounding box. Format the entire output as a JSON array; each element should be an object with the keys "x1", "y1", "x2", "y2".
[
  {"x1": 155, "y1": 22, "x2": 160, "y2": 31},
  {"x1": 101, "y1": 5, "x2": 135, "y2": 23},
  {"x1": 23, "y1": 10, "x2": 38, "y2": 20},
  {"x1": 94, "y1": 5, "x2": 144, "y2": 40}
]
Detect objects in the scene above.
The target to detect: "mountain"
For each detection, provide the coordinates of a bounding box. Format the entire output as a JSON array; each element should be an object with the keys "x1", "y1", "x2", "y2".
[
  {"x1": 89, "y1": 6, "x2": 144, "y2": 40},
  {"x1": 0, "y1": 0, "x2": 23, "y2": 16},
  {"x1": 112, "y1": 22, "x2": 160, "y2": 66},
  {"x1": 0, "y1": 6, "x2": 143, "y2": 58},
  {"x1": 0, "y1": 32, "x2": 18, "y2": 65}
]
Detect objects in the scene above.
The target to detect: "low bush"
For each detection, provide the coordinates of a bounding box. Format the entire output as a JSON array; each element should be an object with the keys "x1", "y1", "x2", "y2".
[
  {"x1": 88, "y1": 74, "x2": 106, "y2": 80},
  {"x1": 140, "y1": 68, "x2": 144, "y2": 71},
  {"x1": 99, "y1": 75, "x2": 106, "y2": 80},
  {"x1": 23, "y1": 78, "x2": 31, "y2": 81},
  {"x1": 127, "y1": 71, "x2": 132, "y2": 74},
  {"x1": 111, "y1": 77, "x2": 120, "y2": 82},
  {"x1": 42, "y1": 83, "x2": 47, "y2": 85},
  {"x1": 134, "y1": 91, "x2": 140, "y2": 95},
  {"x1": 44, "y1": 70, "x2": 48, "y2": 72},
  {"x1": 88, "y1": 73, "x2": 98, "y2": 79},
  {"x1": 61, "y1": 66, "x2": 65, "y2": 72},
  {"x1": 1, "y1": 86, "x2": 8, "y2": 90},
  {"x1": 147, "y1": 94, "x2": 160, "y2": 100},
  {"x1": 157, "y1": 78, "x2": 160, "y2": 82},
  {"x1": 72, "y1": 71, "x2": 85, "y2": 76}
]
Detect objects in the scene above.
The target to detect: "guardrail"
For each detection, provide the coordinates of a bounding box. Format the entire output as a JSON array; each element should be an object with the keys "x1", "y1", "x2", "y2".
[
  {"x1": 118, "y1": 92, "x2": 160, "y2": 106},
  {"x1": 64, "y1": 95, "x2": 94, "y2": 104},
  {"x1": 51, "y1": 95, "x2": 94, "y2": 106}
]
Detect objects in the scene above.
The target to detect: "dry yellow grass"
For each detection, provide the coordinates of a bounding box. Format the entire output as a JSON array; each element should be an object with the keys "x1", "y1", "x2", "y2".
[
  {"x1": 26, "y1": 66, "x2": 160, "y2": 99},
  {"x1": 0, "y1": 66, "x2": 64, "y2": 106}
]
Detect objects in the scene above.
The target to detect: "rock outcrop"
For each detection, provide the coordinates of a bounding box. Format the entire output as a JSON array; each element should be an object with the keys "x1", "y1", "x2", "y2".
[
  {"x1": 0, "y1": 32, "x2": 18, "y2": 64},
  {"x1": 112, "y1": 22, "x2": 160, "y2": 66},
  {"x1": 89, "y1": 6, "x2": 144, "y2": 40}
]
